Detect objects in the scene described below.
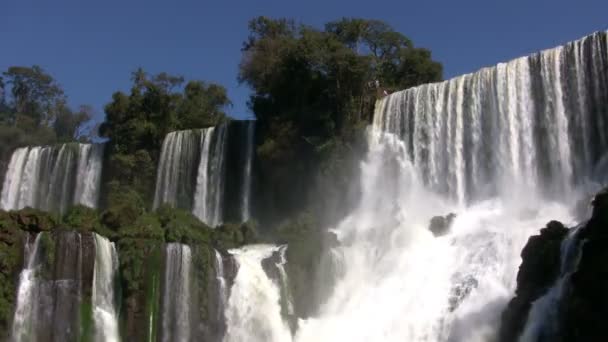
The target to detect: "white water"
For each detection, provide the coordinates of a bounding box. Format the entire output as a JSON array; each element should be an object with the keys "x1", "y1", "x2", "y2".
[
  {"x1": 92, "y1": 234, "x2": 120, "y2": 342},
  {"x1": 11, "y1": 234, "x2": 42, "y2": 342},
  {"x1": 1, "y1": 143, "x2": 104, "y2": 213},
  {"x1": 223, "y1": 245, "x2": 292, "y2": 342},
  {"x1": 214, "y1": 249, "x2": 227, "y2": 312},
  {"x1": 193, "y1": 126, "x2": 228, "y2": 226},
  {"x1": 161, "y1": 243, "x2": 193, "y2": 342},
  {"x1": 241, "y1": 121, "x2": 255, "y2": 221},
  {"x1": 223, "y1": 32, "x2": 607, "y2": 342}
]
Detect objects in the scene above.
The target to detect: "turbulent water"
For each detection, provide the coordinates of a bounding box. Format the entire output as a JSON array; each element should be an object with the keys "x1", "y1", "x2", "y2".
[
  {"x1": 223, "y1": 245, "x2": 293, "y2": 342},
  {"x1": 161, "y1": 243, "x2": 193, "y2": 342},
  {"x1": 92, "y1": 234, "x2": 120, "y2": 342},
  {"x1": 223, "y1": 31, "x2": 608, "y2": 342},
  {"x1": 1, "y1": 143, "x2": 104, "y2": 213}
]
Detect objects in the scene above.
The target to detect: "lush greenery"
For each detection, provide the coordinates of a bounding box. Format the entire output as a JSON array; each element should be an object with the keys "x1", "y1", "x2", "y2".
[
  {"x1": 0, "y1": 66, "x2": 93, "y2": 175},
  {"x1": 0, "y1": 16, "x2": 443, "y2": 337},
  {"x1": 239, "y1": 17, "x2": 442, "y2": 225},
  {"x1": 100, "y1": 69, "x2": 232, "y2": 205}
]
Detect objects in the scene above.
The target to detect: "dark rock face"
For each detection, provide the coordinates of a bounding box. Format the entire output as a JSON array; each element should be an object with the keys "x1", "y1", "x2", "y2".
[
  {"x1": 429, "y1": 213, "x2": 456, "y2": 237},
  {"x1": 499, "y1": 220, "x2": 569, "y2": 342},
  {"x1": 500, "y1": 188, "x2": 608, "y2": 342}
]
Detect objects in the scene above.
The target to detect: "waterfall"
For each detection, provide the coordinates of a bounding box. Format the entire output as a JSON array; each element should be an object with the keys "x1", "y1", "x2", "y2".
[
  {"x1": 161, "y1": 243, "x2": 193, "y2": 342},
  {"x1": 11, "y1": 232, "x2": 90, "y2": 342},
  {"x1": 11, "y1": 234, "x2": 42, "y2": 342},
  {"x1": 518, "y1": 227, "x2": 584, "y2": 342},
  {"x1": 153, "y1": 130, "x2": 200, "y2": 209},
  {"x1": 374, "y1": 31, "x2": 608, "y2": 203},
  {"x1": 153, "y1": 126, "x2": 229, "y2": 226},
  {"x1": 1, "y1": 143, "x2": 104, "y2": 213},
  {"x1": 223, "y1": 245, "x2": 292, "y2": 342},
  {"x1": 241, "y1": 121, "x2": 255, "y2": 221},
  {"x1": 276, "y1": 245, "x2": 294, "y2": 315},
  {"x1": 218, "y1": 31, "x2": 607, "y2": 342},
  {"x1": 214, "y1": 249, "x2": 227, "y2": 313},
  {"x1": 193, "y1": 125, "x2": 228, "y2": 226},
  {"x1": 92, "y1": 234, "x2": 120, "y2": 342}
]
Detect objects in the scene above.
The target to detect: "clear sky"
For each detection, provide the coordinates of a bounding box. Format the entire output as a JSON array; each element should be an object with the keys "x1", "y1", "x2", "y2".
[{"x1": 1, "y1": 0, "x2": 607, "y2": 123}]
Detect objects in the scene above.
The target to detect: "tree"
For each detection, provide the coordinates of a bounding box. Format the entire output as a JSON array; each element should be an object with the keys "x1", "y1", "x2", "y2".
[
  {"x1": 2, "y1": 66, "x2": 65, "y2": 126},
  {"x1": 100, "y1": 69, "x2": 231, "y2": 206}
]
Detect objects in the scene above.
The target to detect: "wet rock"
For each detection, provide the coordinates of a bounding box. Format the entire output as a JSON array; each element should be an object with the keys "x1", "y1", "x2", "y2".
[
  {"x1": 429, "y1": 213, "x2": 456, "y2": 237},
  {"x1": 498, "y1": 220, "x2": 568, "y2": 342}
]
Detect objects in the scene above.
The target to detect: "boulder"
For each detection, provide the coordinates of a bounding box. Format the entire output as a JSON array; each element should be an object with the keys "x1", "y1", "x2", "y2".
[{"x1": 429, "y1": 213, "x2": 456, "y2": 237}]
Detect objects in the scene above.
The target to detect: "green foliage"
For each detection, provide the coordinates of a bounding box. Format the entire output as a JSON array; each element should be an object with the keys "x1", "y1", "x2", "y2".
[
  {"x1": 0, "y1": 66, "x2": 93, "y2": 171},
  {"x1": 101, "y1": 183, "x2": 146, "y2": 231},
  {"x1": 212, "y1": 221, "x2": 258, "y2": 250},
  {"x1": 99, "y1": 69, "x2": 231, "y2": 207},
  {"x1": 155, "y1": 205, "x2": 211, "y2": 244},
  {"x1": 0, "y1": 217, "x2": 24, "y2": 339}
]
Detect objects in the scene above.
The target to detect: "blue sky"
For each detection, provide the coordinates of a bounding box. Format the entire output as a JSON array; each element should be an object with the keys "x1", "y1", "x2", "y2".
[{"x1": 1, "y1": 0, "x2": 607, "y2": 123}]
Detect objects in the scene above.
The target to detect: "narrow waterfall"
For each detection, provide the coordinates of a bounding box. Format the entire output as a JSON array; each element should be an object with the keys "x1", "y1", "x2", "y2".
[
  {"x1": 153, "y1": 126, "x2": 229, "y2": 226},
  {"x1": 92, "y1": 234, "x2": 120, "y2": 342},
  {"x1": 214, "y1": 249, "x2": 227, "y2": 314},
  {"x1": 0, "y1": 143, "x2": 104, "y2": 213},
  {"x1": 276, "y1": 246, "x2": 294, "y2": 315},
  {"x1": 153, "y1": 130, "x2": 201, "y2": 210},
  {"x1": 161, "y1": 243, "x2": 193, "y2": 342},
  {"x1": 223, "y1": 245, "x2": 292, "y2": 342},
  {"x1": 11, "y1": 234, "x2": 42, "y2": 342},
  {"x1": 193, "y1": 125, "x2": 228, "y2": 226},
  {"x1": 241, "y1": 121, "x2": 255, "y2": 221}
]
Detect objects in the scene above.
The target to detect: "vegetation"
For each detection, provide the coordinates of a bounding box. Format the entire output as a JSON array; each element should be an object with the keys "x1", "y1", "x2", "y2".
[
  {"x1": 0, "y1": 16, "x2": 443, "y2": 337},
  {"x1": 100, "y1": 69, "x2": 231, "y2": 205},
  {"x1": 240, "y1": 16, "x2": 442, "y2": 225}
]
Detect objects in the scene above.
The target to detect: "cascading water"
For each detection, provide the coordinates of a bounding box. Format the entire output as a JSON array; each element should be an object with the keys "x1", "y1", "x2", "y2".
[
  {"x1": 193, "y1": 125, "x2": 228, "y2": 226},
  {"x1": 224, "y1": 31, "x2": 607, "y2": 342},
  {"x1": 11, "y1": 232, "x2": 91, "y2": 342},
  {"x1": 92, "y1": 234, "x2": 120, "y2": 342},
  {"x1": 214, "y1": 249, "x2": 227, "y2": 313},
  {"x1": 223, "y1": 245, "x2": 293, "y2": 342},
  {"x1": 161, "y1": 243, "x2": 193, "y2": 342},
  {"x1": 241, "y1": 121, "x2": 255, "y2": 221},
  {"x1": 11, "y1": 234, "x2": 43, "y2": 342},
  {"x1": 0, "y1": 143, "x2": 104, "y2": 213},
  {"x1": 153, "y1": 126, "x2": 228, "y2": 226}
]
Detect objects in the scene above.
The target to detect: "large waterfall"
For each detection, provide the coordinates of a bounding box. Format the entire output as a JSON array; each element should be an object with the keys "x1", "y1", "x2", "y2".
[
  {"x1": 153, "y1": 121, "x2": 255, "y2": 226},
  {"x1": 223, "y1": 31, "x2": 608, "y2": 342},
  {"x1": 1, "y1": 143, "x2": 104, "y2": 213}
]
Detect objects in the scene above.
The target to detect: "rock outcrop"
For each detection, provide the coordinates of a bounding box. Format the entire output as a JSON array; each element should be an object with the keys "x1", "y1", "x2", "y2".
[{"x1": 500, "y1": 188, "x2": 608, "y2": 342}]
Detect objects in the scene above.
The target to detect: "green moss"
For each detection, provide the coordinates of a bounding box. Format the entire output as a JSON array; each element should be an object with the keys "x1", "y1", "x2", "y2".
[
  {"x1": 144, "y1": 246, "x2": 162, "y2": 342},
  {"x1": 79, "y1": 297, "x2": 93, "y2": 342},
  {"x1": 155, "y1": 205, "x2": 212, "y2": 244},
  {"x1": 121, "y1": 214, "x2": 164, "y2": 240},
  {"x1": 212, "y1": 221, "x2": 258, "y2": 250},
  {"x1": 62, "y1": 206, "x2": 103, "y2": 233},
  {"x1": 0, "y1": 215, "x2": 24, "y2": 339}
]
